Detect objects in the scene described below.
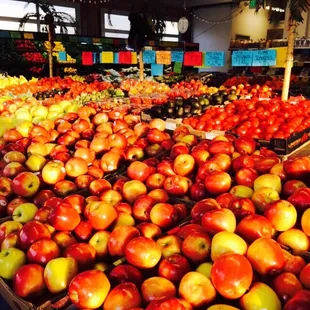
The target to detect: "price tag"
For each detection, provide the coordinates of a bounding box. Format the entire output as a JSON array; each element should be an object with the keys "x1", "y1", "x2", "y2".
[
  {"x1": 205, "y1": 51, "x2": 225, "y2": 67},
  {"x1": 272, "y1": 47, "x2": 291, "y2": 68},
  {"x1": 232, "y1": 51, "x2": 253, "y2": 66},
  {"x1": 143, "y1": 50, "x2": 156, "y2": 64},
  {"x1": 184, "y1": 52, "x2": 203, "y2": 66},
  {"x1": 131, "y1": 52, "x2": 138, "y2": 64},
  {"x1": 171, "y1": 51, "x2": 184, "y2": 63},
  {"x1": 82, "y1": 52, "x2": 93, "y2": 65},
  {"x1": 151, "y1": 64, "x2": 164, "y2": 76},
  {"x1": 92, "y1": 38, "x2": 100, "y2": 44},
  {"x1": 119, "y1": 51, "x2": 132, "y2": 64},
  {"x1": 0, "y1": 31, "x2": 10, "y2": 38},
  {"x1": 165, "y1": 121, "x2": 177, "y2": 131},
  {"x1": 24, "y1": 33, "x2": 34, "y2": 40},
  {"x1": 58, "y1": 51, "x2": 67, "y2": 61},
  {"x1": 173, "y1": 62, "x2": 182, "y2": 73},
  {"x1": 10, "y1": 31, "x2": 21, "y2": 39},
  {"x1": 252, "y1": 49, "x2": 277, "y2": 66},
  {"x1": 114, "y1": 53, "x2": 119, "y2": 64},
  {"x1": 156, "y1": 51, "x2": 171, "y2": 65},
  {"x1": 101, "y1": 52, "x2": 114, "y2": 63}
]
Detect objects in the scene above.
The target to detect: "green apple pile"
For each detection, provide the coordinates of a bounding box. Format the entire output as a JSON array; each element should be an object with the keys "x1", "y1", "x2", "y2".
[{"x1": 0, "y1": 104, "x2": 309, "y2": 309}]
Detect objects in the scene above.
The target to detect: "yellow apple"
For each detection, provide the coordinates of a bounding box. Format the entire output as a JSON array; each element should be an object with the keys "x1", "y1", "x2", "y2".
[
  {"x1": 32, "y1": 106, "x2": 48, "y2": 118},
  {"x1": 230, "y1": 185, "x2": 254, "y2": 199},
  {"x1": 15, "y1": 121, "x2": 34, "y2": 138},
  {"x1": 49, "y1": 104, "x2": 64, "y2": 114},
  {"x1": 254, "y1": 174, "x2": 282, "y2": 194},
  {"x1": 252, "y1": 187, "x2": 280, "y2": 213},
  {"x1": 47, "y1": 111, "x2": 61, "y2": 120},
  {"x1": 196, "y1": 262, "x2": 213, "y2": 279},
  {"x1": 25, "y1": 154, "x2": 47, "y2": 172},
  {"x1": 45, "y1": 143, "x2": 57, "y2": 154}
]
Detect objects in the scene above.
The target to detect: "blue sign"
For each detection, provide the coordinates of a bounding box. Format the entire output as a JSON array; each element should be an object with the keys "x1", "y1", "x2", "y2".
[
  {"x1": 232, "y1": 51, "x2": 253, "y2": 66},
  {"x1": 151, "y1": 64, "x2": 164, "y2": 76},
  {"x1": 252, "y1": 49, "x2": 277, "y2": 66},
  {"x1": 114, "y1": 53, "x2": 119, "y2": 64},
  {"x1": 58, "y1": 51, "x2": 67, "y2": 61},
  {"x1": 205, "y1": 51, "x2": 225, "y2": 67},
  {"x1": 171, "y1": 51, "x2": 184, "y2": 63},
  {"x1": 143, "y1": 50, "x2": 156, "y2": 64}
]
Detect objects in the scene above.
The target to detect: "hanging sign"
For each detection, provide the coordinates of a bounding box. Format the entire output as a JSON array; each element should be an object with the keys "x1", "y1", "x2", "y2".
[
  {"x1": 205, "y1": 51, "x2": 225, "y2": 67},
  {"x1": 184, "y1": 52, "x2": 203, "y2": 66},
  {"x1": 156, "y1": 51, "x2": 171, "y2": 65},
  {"x1": 171, "y1": 51, "x2": 184, "y2": 63},
  {"x1": 58, "y1": 51, "x2": 67, "y2": 61},
  {"x1": 114, "y1": 53, "x2": 119, "y2": 64},
  {"x1": 151, "y1": 64, "x2": 164, "y2": 76},
  {"x1": 173, "y1": 62, "x2": 183, "y2": 73},
  {"x1": 131, "y1": 52, "x2": 138, "y2": 64},
  {"x1": 232, "y1": 51, "x2": 253, "y2": 66},
  {"x1": 24, "y1": 33, "x2": 34, "y2": 40},
  {"x1": 82, "y1": 52, "x2": 93, "y2": 65},
  {"x1": 143, "y1": 50, "x2": 156, "y2": 64},
  {"x1": 119, "y1": 52, "x2": 132, "y2": 64},
  {"x1": 272, "y1": 47, "x2": 290, "y2": 68},
  {"x1": 101, "y1": 52, "x2": 114, "y2": 63},
  {"x1": 252, "y1": 49, "x2": 277, "y2": 66}
]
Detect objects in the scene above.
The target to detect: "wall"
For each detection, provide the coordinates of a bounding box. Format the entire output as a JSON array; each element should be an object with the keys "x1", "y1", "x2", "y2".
[{"x1": 192, "y1": 5, "x2": 233, "y2": 72}]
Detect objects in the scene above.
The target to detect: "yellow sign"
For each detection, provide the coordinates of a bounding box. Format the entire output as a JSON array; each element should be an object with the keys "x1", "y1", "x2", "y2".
[
  {"x1": 92, "y1": 38, "x2": 100, "y2": 44},
  {"x1": 131, "y1": 52, "x2": 138, "y2": 64},
  {"x1": 101, "y1": 52, "x2": 113, "y2": 63},
  {"x1": 272, "y1": 47, "x2": 292, "y2": 68},
  {"x1": 24, "y1": 33, "x2": 34, "y2": 40},
  {"x1": 156, "y1": 51, "x2": 171, "y2": 65}
]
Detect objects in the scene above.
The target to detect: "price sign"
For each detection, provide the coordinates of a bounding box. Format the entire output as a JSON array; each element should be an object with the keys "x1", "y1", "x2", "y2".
[
  {"x1": 82, "y1": 52, "x2": 93, "y2": 65},
  {"x1": 58, "y1": 51, "x2": 67, "y2": 61},
  {"x1": 151, "y1": 64, "x2": 164, "y2": 76},
  {"x1": 131, "y1": 52, "x2": 138, "y2": 64},
  {"x1": 272, "y1": 47, "x2": 290, "y2": 68},
  {"x1": 114, "y1": 53, "x2": 119, "y2": 64},
  {"x1": 184, "y1": 52, "x2": 203, "y2": 66},
  {"x1": 205, "y1": 51, "x2": 225, "y2": 67},
  {"x1": 173, "y1": 62, "x2": 182, "y2": 73},
  {"x1": 171, "y1": 51, "x2": 184, "y2": 63},
  {"x1": 24, "y1": 33, "x2": 34, "y2": 40},
  {"x1": 156, "y1": 51, "x2": 171, "y2": 65},
  {"x1": 143, "y1": 50, "x2": 156, "y2": 64},
  {"x1": 101, "y1": 52, "x2": 114, "y2": 64},
  {"x1": 232, "y1": 51, "x2": 253, "y2": 66},
  {"x1": 92, "y1": 38, "x2": 100, "y2": 44},
  {"x1": 252, "y1": 49, "x2": 277, "y2": 66},
  {"x1": 10, "y1": 31, "x2": 21, "y2": 39}
]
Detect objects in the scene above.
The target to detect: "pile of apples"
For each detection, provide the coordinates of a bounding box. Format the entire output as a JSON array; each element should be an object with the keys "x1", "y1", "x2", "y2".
[{"x1": 0, "y1": 101, "x2": 309, "y2": 310}]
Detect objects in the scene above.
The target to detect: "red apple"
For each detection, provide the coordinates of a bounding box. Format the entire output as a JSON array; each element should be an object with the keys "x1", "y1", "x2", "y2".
[
  {"x1": 173, "y1": 154, "x2": 195, "y2": 177},
  {"x1": 127, "y1": 161, "x2": 151, "y2": 182},
  {"x1": 191, "y1": 198, "x2": 221, "y2": 224},
  {"x1": 283, "y1": 180, "x2": 307, "y2": 198},
  {"x1": 74, "y1": 220, "x2": 93, "y2": 242},
  {"x1": 190, "y1": 182, "x2": 208, "y2": 201},
  {"x1": 235, "y1": 167, "x2": 259, "y2": 188},
  {"x1": 283, "y1": 156, "x2": 310, "y2": 180},
  {"x1": 146, "y1": 297, "x2": 186, "y2": 310},
  {"x1": 204, "y1": 171, "x2": 231, "y2": 196},
  {"x1": 215, "y1": 193, "x2": 236, "y2": 208},
  {"x1": 288, "y1": 187, "x2": 310, "y2": 212},
  {"x1": 170, "y1": 143, "x2": 190, "y2": 160},
  {"x1": 109, "y1": 264, "x2": 144, "y2": 287},
  {"x1": 89, "y1": 178, "x2": 112, "y2": 196},
  {"x1": 33, "y1": 190, "x2": 55, "y2": 208},
  {"x1": 196, "y1": 161, "x2": 222, "y2": 183},
  {"x1": 88, "y1": 230, "x2": 110, "y2": 259},
  {"x1": 122, "y1": 180, "x2": 147, "y2": 204},
  {"x1": 27, "y1": 239, "x2": 60, "y2": 265},
  {"x1": 156, "y1": 235, "x2": 182, "y2": 258},
  {"x1": 11, "y1": 171, "x2": 40, "y2": 197},
  {"x1": 136, "y1": 222, "x2": 162, "y2": 239},
  {"x1": 41, "y1": 160, "x2": 66, "y2": 185},
  {"x1": 146, "y1": 173, "x2": 166, "y2": 189},
  {"x1": 208, "y1": 140, "x2": 234, "y2": 156},
  {"x1": 64, "y1": 243, "x2": 96, "y2": 270},
  {"x1": 63, "y1": 194, "x2": 86, "y2": 214},
  {"x1": 234, "y1": 137, "x2": 256, "y2": 155},
  {"x1": 164, "y1": 176, "x2": 189, "y2": 197},
  {"x1": 150, "y1": 203, "x2": 178, "y2": 229},
  {"x1": 229, "y1": 198, "x2": 256, "y2": 219}
]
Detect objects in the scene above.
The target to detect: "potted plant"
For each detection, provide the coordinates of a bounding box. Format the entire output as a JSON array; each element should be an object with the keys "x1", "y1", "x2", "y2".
[{"x1": 19, "y1": 0, "x2": 77, "y2": 77}]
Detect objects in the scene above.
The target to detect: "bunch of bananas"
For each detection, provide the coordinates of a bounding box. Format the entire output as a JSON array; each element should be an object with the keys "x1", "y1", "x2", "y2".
[{"x1": 64, "y1": 67, "x2": 77, "y2": 74}]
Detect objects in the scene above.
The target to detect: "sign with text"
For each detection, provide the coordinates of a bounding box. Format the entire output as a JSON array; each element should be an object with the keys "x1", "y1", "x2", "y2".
[
  {"x1": 131, "y1": 52, "x2": 138, "y2": 64},
  {"x1": 272, "y1": 47, "x2": 290, "y2": 68},
  {"x1": 101, "y1": 52, "x2": 114, "y2": 63},
  {"x1": 143, "y1": 50, "x2": 156, "y2": 64},
  {"x1": 184, "y1": 52, "x2": 203, "y2": 66},
  {"x1": 151, "y1": 64, "x2": 164, "y2": 76},
  {"x1": 156, "y1": 51, "x2": 171, "y2": 65},
  {"x1": 252, "y1": 49, "x2": 277, "y2": 66},
  {"x1": 24, "y1": 33, "x2": 34, "y2": 40},
  {"x1": 82, "y1": 52, "x2": 93, "y2": 65},
  {"x1": 232, "y1": 51, "x2": 253, "y2": 66},
  {"x1": 171, "y1": 51, "x2": 184, "y2": 63},
  {"x1": 205, "y1": 51, "x2": 225, "y2": 67},
  {"x1": 114, "y1": 53, "x2": 119, "y2": 64},
  {"x1": 119, "y1": 52, "x2": 132, "y2": 64},
  {"x1": 58, "y1": 51, "x2": 67, "y2": 62},
  {"x1": 173, "y1": 62, "x2": 183, "y2": 73}
]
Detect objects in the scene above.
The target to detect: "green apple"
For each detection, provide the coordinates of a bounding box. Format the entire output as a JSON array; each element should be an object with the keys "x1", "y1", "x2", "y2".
[
  {"x1": 0, "y1": 248, "x2": 26, "y2": 280},
  {"x1": 15, "y1": 111, "x2": 32, "y2": 122},
  {"x1": 25, "y1": 154, "x2": 47, "y2": 172},
  {"x1": 44, "y1": 257, "x2": 79, "y2": 294},
  {"x1": 254, "y1": 174, "x2": 282, "y2": 194},
  {"x1": 49, "y1": 104, "x2": 64, "y2": 114},
  {"x1": 66, "y1": 104, "x2": 79, "y2": 113},
  {"x1": 32, "y1": 105, "x2": 48, "y2": 118},
  {"x1": 32, "y1": 116, "x2": 46, "y2": 124},
  {"x1": 47, "y1": 111, "x2": 61, "y2": 120},
  {"x1": 196, "y1": 262, "x2": 213, "y2": 279},
  {"x1": 59, "y1": 100, "x2": 72, "y2": 111},
  {"x1": 12, "y1": 203, "x2": 38, "y2": 223}
]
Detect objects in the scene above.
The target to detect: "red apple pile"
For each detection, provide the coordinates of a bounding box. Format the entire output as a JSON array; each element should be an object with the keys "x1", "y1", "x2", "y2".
[{"x1": 0, "y1": 104, "x2": 310, "y2": 309}]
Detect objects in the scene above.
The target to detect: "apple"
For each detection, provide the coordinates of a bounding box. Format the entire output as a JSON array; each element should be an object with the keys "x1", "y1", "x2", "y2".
[
  {"x1": 136, "y1": 222, "x2": 162, "y2": 239},
  {"x1": 236, "y1": 214, "x2": 273, "y2": 243},
  {"x1": 164, "y1": 175, "x2": 189, "y2": 197},
  {"x1": 43, "y1": 196, "x2": 63, "y2": 209},
  {"x1": 182, "y1": 231, "x2": 211, "y2": 264},
  {"x1": 196, "y1": 262, "x2": 213, "y2": 279},
  {"x1": 74, "y1": 220, "x2": 93, "y2": 241},
  {"x1": 0, "y1": 248, "x2": 26, "y2": 280},
  {"x1": 89, "y1": 178, "x2": 112, "y2": 196},
  {"x1": 191, "y1": 149, "x2": 210, "y2": 166},
  {"x1": 84, "y1": 201, "x2": 117, "y2": 230},
  {"x1": 156, "y1": 235, "x2": 182, "y2": 258},
  {"x1": 264, "y1": 200, "x2": 297, "y2": 232},
  {"x1": 109, "y1": 264, "x2": 144, "y2": 287},
  {"x1": 0, "y1": 221, "x2": 23, "y2": 243},
  {"x1": 229, "y1": 198, "x2": 255, "y2": 219},
  {"x1": 3, "y1": 162, "x2": 27, "y2": 178},
  {"x1": 282, "y1": 289, "x2": 310, "y2": 310},
  {"x1": 141, "y1": 277, "x2": 176, "y2": 304},
  {"x1": 202, "y1": 208, "x2": 236, "y2": 235},
  {"x1": 18, "y1": 220, "x2": 51, "y2": 250},
  {"x1": 0, "y1": 177, "x2": 12, "y2": 197},
  {"x1": 1, "y1": 232, "x2": 19, "y2": 250},
  {"x1": 232, "y1": 155, "x2": 254, "y2": 172},
  {"x1": 235, "y1": 167, "x2": 259, "y2": 188},
  {"x1": 12, "y1": 203, "x2": 38, "y2": 223},
  {"x1": 283, "y1": 156, "x2": 310, "y2": 180},
  {"x1": 172, "y1": 154, "x2": 195, "y2": 177},
  {"x1": 146, "y1": 297, "x2": 186, "y2": 310},
  {"x1": 191, "y1": 198, "x2": 221, "y2": 224},
  {"x1": 122, "y1": 180, "x2": 147, "y2": 204},
  {"x1": 42, "y1": 160, "x2": 66, "y2": 185},
  {"x1": 288, "y1": 187, "x2": 310, "y2": 213},
  {"x1": 44, "y1": 257, "x2": 79, "y2": 294},
  {"x1": 145, "y1": 143, "x2": 164, "y2": 158},
  {"x1": 13, "y1": 264, "x2": 46, "y2": 298},
  {"x1": 127, "y1": 161, "x2": 151, "y2": 182},
  {"x1": 240, "y1": 282, "x2": 281, "y2": 310},
  {"x1": 3, "y1": 151, "x2": 26, "y2": 164},
  {"x1": 254, "y1": 157, "x2": 281, "y2": 175},
  {"x1": 150, "y1": 203, "x2": 178, "y2": 229},
  {"x1": 63, "y1": 194, "x2": 86, "y2": 214},
  {"x1": 89, "y1": 230, "x2": 111, "y2": 259},
  {"x1": 100, "y1": 151, "x2": 122, "y2": 173},
  {"x1": 11, "y1": 171, "x2": 40, "y2": 197},
  {"x1": 170, "y1": 143, "x2": 190, "y2": 160},
  {"x1": 211, "y1": 231, "x2": 247, "y2": 262},
  {"x1": 157, "y1": 160, "x2": 176, "y2": 177},
  {"x1": 178, "y1": 272, "x2": 216, "y2": 307},
  {"x1": 65, "y1": 157, "x2": 88, "y2": 178},
  {"x1": 48, "y1": 203, "x2": 81, "y2": 231},
  {"x1": 6, "y1": 197, "x2": 28, "y2": 216},
  {"x1": 103, "y1": 282, "x2": 141, "y2": 310},
  {"x1": 132, "y1": 195, "x2": 155, "y2": 222},
  {"x1": 230, "y1": 185, "x2": 254, "y2": 199},
  {"x1": 283, "y1": 180, "x2": 307, "y2": 198},
  {"x1": 100, "y1": 189, "x2": 123, "y2": 207},
  {"x1": 204, "y1": 171, "x2": 231, "y2": 196},
  {"x1": 247, "y1": 237, "x2": 285, "y2": 276},
  {"x1": 25, "y1": 154, "x2": 46, "y2": 172},
  {"x1": 208, "y1": 140, "x2": 234, "y2": 156},
  {"x1": 52, "y1": 231, "x2": 77, "y2": 250},
  {"x1": 252, "y1": 187, "x2": 280, "y2": 213},
  {"x1": 254, "y1": 174, "x2": 282, "y2": 194},
  {"x1": 148, "y1": 189, "x2": 169, "y2": 203},
  {"x1": 147, "y1": 128, "x2": 167, "y2": 144},
  {"x1": 125, "y1": 236, "x2": 162, "y2": 269},
  {"x1": 108, "y1": 225, "x2": 140, "y2": 257},
  {"x1": 33, "y1": 190, "x2": 55, "y2": 208},
  {"x1": 234, "y1": 137, "x2": 256, "y2": 155}
]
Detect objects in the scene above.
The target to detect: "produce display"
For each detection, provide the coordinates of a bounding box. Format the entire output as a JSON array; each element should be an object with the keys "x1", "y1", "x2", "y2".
[{"x1": 0, "y1": 72, "x2": 309, "y2": 310}]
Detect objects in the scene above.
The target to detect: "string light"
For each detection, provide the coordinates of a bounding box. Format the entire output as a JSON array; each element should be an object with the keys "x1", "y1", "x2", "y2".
[{"x1": 265, "y1": 6, "x2": 285, "y2": 13}]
